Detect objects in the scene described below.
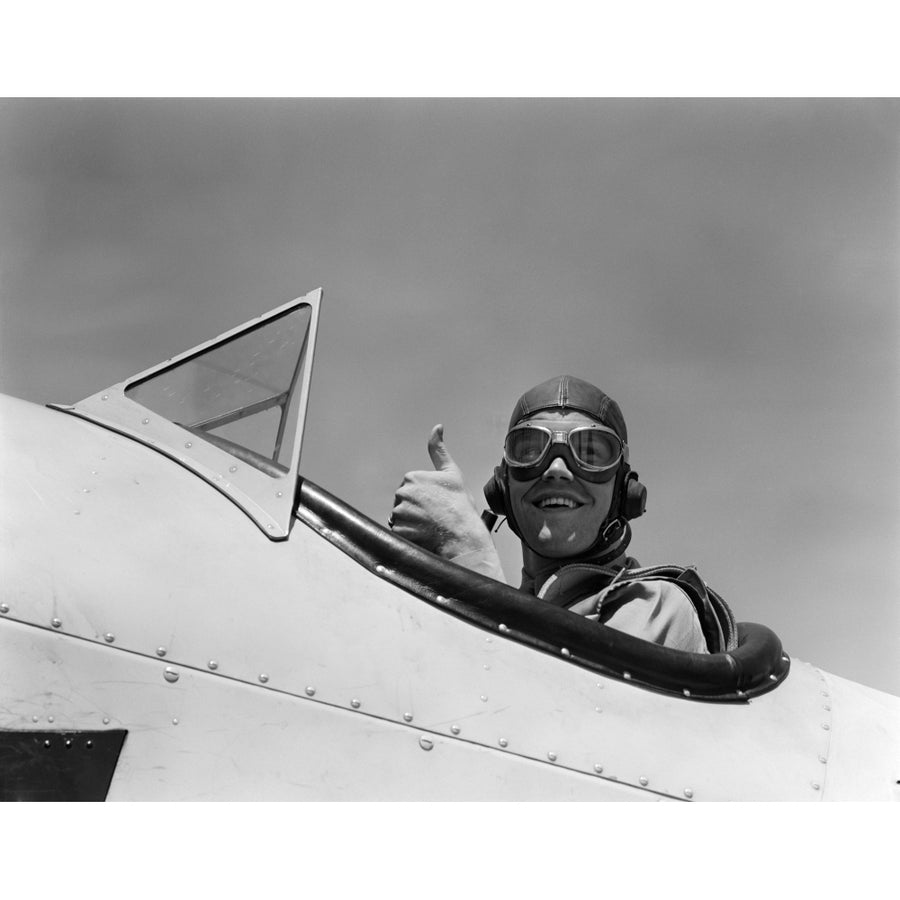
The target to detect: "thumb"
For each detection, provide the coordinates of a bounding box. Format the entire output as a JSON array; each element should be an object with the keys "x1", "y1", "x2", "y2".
[{"x1": 427, "y1": 424, "x2": 459, "y2": 473}]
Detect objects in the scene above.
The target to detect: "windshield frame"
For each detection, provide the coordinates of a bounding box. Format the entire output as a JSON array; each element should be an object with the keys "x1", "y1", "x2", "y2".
[{"x1": 49, "y1": 289, "x2": 322, "y2": 540}]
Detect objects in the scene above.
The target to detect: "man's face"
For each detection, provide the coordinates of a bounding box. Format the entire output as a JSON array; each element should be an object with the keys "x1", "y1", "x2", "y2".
[{"x1": 507, "y1": 411, "x2": 616, "y2": 558}]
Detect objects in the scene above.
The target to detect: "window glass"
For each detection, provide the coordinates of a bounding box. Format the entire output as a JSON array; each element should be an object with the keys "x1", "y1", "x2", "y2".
[{"x1": 125, "y1": 305, "x2": 311, "y2": 475}]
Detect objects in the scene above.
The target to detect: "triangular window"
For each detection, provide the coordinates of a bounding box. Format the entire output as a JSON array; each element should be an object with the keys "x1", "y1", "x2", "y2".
[{"x1": 125, "y1": 303, "x2": 311, "y2": 476}]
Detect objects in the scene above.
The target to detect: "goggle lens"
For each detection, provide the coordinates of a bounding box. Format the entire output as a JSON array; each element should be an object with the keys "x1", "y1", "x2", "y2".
[
  {"x1": 569, "y1": 429, "x2": 619, "y2": 468},
  {"x1": 504, "y1": 428, "x2": 550, "y2": 466}
]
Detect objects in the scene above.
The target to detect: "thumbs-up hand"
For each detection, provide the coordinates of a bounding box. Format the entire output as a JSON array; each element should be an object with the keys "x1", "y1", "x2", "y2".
[{"x1": 390, "y1": 424, "x2": 493, "y2": 559}]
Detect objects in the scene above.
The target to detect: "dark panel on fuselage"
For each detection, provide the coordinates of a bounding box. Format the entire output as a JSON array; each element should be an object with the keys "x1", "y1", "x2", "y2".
[{"x1": 0, "y1": 730, "x2": 127, "y2": 802}]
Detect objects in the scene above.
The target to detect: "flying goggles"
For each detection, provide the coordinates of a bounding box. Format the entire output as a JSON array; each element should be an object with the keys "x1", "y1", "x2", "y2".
[{"x1": 503, "y1": 422, "x2": 626, "y2": 482}]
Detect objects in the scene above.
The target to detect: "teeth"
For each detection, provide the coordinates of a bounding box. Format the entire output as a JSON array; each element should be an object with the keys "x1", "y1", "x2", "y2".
[{"x1": 539, "y1": 497, "x2": 578, "y2": 509}]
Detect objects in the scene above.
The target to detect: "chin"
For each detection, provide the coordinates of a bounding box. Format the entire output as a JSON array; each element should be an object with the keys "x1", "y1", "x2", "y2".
[
  {"x1": 521, "y1": 522, "x2": 595, "y2": 559},
  {"x1": 537, "y1": 541, "x2": 594, "y2": 559}
]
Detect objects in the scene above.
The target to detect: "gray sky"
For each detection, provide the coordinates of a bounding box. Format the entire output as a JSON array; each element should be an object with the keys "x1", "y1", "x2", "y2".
[{"x1": 1, "y1": 98, "x2": 897, "y2": 695}]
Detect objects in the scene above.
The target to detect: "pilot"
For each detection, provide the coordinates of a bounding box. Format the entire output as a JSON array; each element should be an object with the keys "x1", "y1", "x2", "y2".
[{"x1": 390, "y1": 375, "x2": 722, "y2": 653}]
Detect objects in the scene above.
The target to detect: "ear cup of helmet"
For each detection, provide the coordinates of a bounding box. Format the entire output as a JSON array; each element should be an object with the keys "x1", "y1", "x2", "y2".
[
  {"x1": 620, "y1": 469, "x2": 647, "y2": 520},
  {"x1": 483, "y1": 464, "x2": 509, "y2": 517}
]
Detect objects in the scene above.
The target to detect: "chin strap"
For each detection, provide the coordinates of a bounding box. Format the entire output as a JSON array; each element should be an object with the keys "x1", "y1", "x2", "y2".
[{"x1": 566, "y1": 518, "x2": 633, "y2": 567}]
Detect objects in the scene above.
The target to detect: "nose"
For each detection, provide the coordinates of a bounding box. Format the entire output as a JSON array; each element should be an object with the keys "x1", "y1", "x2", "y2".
[{"x1": 541, "y1": 456, "x2": 574, "y2": 481}]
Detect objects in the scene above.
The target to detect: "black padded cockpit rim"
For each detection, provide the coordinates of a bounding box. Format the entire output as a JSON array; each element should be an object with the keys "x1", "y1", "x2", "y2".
[{"x1": 295, "y1": 480, "x2": 790, "y2": 702}]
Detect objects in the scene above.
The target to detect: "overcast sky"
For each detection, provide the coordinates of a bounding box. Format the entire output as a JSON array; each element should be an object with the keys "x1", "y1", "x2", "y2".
[{"x1": 1, "y1": 98, "x2": 897, "y2": 695}]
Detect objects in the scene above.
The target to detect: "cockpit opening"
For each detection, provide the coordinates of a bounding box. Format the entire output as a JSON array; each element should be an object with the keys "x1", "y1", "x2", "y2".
[{"x1": 295, "y1": 478, "x2": 791, "y2": 703}]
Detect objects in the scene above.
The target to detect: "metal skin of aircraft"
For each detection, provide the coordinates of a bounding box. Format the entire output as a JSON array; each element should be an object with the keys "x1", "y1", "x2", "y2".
[{"x1": 1, "y1": 289, "x2": 898, "y2": 802}]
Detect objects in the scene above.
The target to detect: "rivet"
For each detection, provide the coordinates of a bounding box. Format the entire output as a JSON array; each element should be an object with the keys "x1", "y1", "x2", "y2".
[
  {"x1": 350, "y1": 698, "x2": 360, "y2": 708},
  {"x1": 639, "y1": 776, "x2": 649, "y2": 786},
  {"x1": 818, "y1": 755, "x2": 828, "y2": 764},
  {"x1": 305, "y1": 686, "x2": 316, "y2": 697},
  {"x1": 684, "y1": 788, "x2": 694, "y2": 799},
  {"x1": 594, "y1": 764, "x2": 604, "y2": 774},
  {"x1": 276, "y1": 491, "x2": 283, "y2": 498},
  {"x1": 683, "y1": 689, "x2": 692, "y2": 697},
  {"x1": 82, "y1": 487, "x2": 90, "y2": 493},
  {"x1": 375, "y1": 565, "x2": 386, "y2": 574},
  {"x1": 483, "y1": 664, "x2": 490, "y2": 670},
  {"x1": 102, "y1": 717, "x2": 110, "y2": 725},
  {"x1": 769, "y1": 674, "x2": 778, "y2": 682},
  {"x1": 104, "y1": 633, "x2": 115, "y2": 643},
  {"x1": 811, "y1": 782, "x2": 821, "y2": 791},
  {"x1": 91, "y1": 470, "x2": 98, "y2": 475},
  {"x1": 51, "y1": 618, "x2": 62, "y2": 628},
  {"x1": 85, "y1": 740, "x2": 93, "y2": 749},
  {"x1": 822, "y1": 723, "x2": 830, "y2": 730},
  {"x1": 172, "y1": 718, "x2": 179, "y2": 725},
  {"x1": 485, "y1": 637, "x2": 492, "y2": 643},
  {"x1": 229, "y1": 465, "x2": 237, "y2": 473},
  {"x1": 163, "y1": 667, "x2": 179, "y2": 683},
  {"x1": 31, "y1": 715, "x2": 38, "y2": 723},
  {"x1": 736, "y1": 690, "x2": 747, "y2": 699},
  {"x1": 450, "y1": 725, "x2": 460, "y2": 735},
  {"x1": 498, "y1": 738, "x2": 508, "y2": 748},
  {"x1": 403, "y1": 713, "x2": 413, "y2": 722},
  {"x1": 208, "y1": 660, "x2": 218, "y2": 670},
  {"x1": 0, "y1": 603, "x2": 8, "y2": 614},
  {"x1": 65, "y1": 739, "x2": 73, "y2": 748},
  {"x1": 156, "y1": 647, "x2": 167, "y2": 657},
  {"x1": 43, "y1": 739, "x2": 51, "y2": 748},
  {"x1": 419, "y1": 736, "x2": 434, "y2": 751},
  {"x1": 782, "y1": 655, "x2": 789, "y2": 662},
  {"x1": 595, "y1": 706, "x2": 602, "y2": 713},
  {"x1": 623, "y1": 671, "x2": 632, "y2": 680},
  {"x1": 480, "y1": 695, "x2": 488, "y2": 702},
  {"x1": 561, "y1": 647, "x2": 571, "y2": 658},
  {"x1": 184, "y1": 441, "x2": 192, "y2": 449},
  {"x1": 596, "y1": 683, "x2": 604, "y2": 689},
  {"x1": 266, "y1": 524, "x2": 274, "y2": 530},
  {"x1": 47, "y1": 716, "x2": 54, "y2": 723},
  {"x1": 437, "y1": 595, "x2": 449, "y2": 604},
  {"x1": 101, "y1": 395, "x2": 109, "y2": 401},
  {"x1": 142, "y1": 418, "x2": 150, "y2": 425},
  {"x1": 498, "y1": 623, "x2": 509, "y2": 633},
  {"x1": 259, "y1": 673, "x2": 269, "y2": 684},
  {"x1": 548, "y1": 752, "x2": 557, "y2": 762}
]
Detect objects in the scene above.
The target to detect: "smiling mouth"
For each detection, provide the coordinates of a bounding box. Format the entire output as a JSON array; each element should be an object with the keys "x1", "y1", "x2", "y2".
[{"x1": 535, "y1": 497, "x2": 583, "y2": 510}]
